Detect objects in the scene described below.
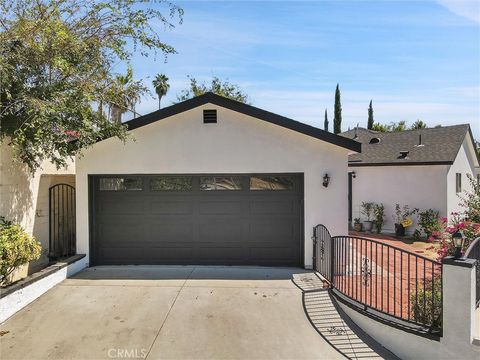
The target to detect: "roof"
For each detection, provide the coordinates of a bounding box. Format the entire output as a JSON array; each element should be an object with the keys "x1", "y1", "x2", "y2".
[
  {"x1": 123, "y1": 92, "x2": 361, "y2": 152},
  {"x1": 340, "y1": 124, "x2": 478, "y2": 166}
]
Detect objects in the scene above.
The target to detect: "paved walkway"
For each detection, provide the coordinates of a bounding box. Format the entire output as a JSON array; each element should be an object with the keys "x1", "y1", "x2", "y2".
[
  {"x1": 1, "y1": 266, "x2": 347, "y2": 360},
  {"x1": 292, "y1": 273, "x2": 399, "y2": 360}
]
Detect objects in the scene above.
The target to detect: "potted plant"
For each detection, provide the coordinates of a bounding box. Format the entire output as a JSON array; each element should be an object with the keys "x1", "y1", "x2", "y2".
[
  {"x1": 361, "y1": 202, "x2": 374, "y2": 232},
  {"x1": 373, "y1": 203, "x2": 385, "y2": 234},
  {"x1": 393, "y1": 204, "x2": 418, "y2": 237},
  {"x1": 353, "y1": 218, "x2": 362, "y2": 232}
]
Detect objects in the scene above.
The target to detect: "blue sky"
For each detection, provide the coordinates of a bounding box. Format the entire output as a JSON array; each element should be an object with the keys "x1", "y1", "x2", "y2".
[{"x1": 126, "y1": 0, "x2": 480, "y2": 137}]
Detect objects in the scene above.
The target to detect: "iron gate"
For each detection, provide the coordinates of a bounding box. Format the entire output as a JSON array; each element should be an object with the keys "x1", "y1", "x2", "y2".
[
  {"x1": 49, "y1": 183, "x2": 76, "y2": 259},
  {"x1": 312, "y1": 224, "x2": 333, "y2": 282}
]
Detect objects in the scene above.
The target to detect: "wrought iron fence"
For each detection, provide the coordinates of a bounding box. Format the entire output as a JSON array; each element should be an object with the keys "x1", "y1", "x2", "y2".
[
  {"x1": 313, "y1": 225, "x2": 443, "y2": 333},
  {"x1": 465, "y1": 237, "x2": 480, "y2": 307}
]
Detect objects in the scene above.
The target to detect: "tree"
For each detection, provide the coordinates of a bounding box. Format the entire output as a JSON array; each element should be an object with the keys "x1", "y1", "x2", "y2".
[
  {"x1": 333, "y1": 84, "x2": 342, "y2": 134},
  {"x1": 152, "y1": 74, "x2": 170, "y2": 109},
  {"x1": 390, "y1": 121, "x2": 407, "y2": 132},
  {"x1": 371, "y1": 123, "x2": 389, "y2": 132},
  {"x1": 0, "y1": 0, "x2": 183, "y2": 171},
  {"x1": 107, "y1": 67, "x2": 147, "y2": 123},
  {"x1": 177, "y1": 76, "x2": 249, "y2": 103},
  {"x1": 324, "y1": 109, "x2": 329, "y2": 132},
  {"x1": 411, "y1": 119, "x2": 427, "y2": 130},
  {"x1": 367, "y1": 100, "x2": 374, "y2": 130}
]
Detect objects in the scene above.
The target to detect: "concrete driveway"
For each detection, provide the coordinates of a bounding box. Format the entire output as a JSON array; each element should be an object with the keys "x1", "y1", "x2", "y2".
[{"x1": 0, "y1": 266, "x2": 344, "y2": 360}]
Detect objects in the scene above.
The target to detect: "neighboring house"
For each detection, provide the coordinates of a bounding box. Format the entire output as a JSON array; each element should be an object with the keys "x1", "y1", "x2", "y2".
[
  {"x1": 76, "y1": 92, "x2": 360, "y2": 268},
  {"x1": 340, "y1": 124, "x2": 479, "y2": 233},
  {"x1": 0, "y1": 141, "x2": 75, "y2": 279}
]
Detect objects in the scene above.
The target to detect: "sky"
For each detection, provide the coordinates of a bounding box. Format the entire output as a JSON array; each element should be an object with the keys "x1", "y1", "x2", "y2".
[{"x1": 124, "y1": 0, "x2": 480, "y2": 138}]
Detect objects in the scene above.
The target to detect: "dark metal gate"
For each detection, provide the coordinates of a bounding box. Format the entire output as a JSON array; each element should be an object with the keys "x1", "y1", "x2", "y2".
[
  {"x1": 312, "y1": 224, "x2": 333, "y2": 282},
  {"x1": 49, "y1": 184, "x2": 76, "y2": 260}
]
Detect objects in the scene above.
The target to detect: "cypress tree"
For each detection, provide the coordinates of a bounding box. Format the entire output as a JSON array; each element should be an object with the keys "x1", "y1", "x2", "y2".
[
  {"x1": 324, "y1": 109, "x2": 329, "y2": 132},
  {"x1": 367, "y1": 100, "x2": 374, "y2": 129},
  {"x1": 333, "y1": 84, "x2": 342, "y2": 134}
]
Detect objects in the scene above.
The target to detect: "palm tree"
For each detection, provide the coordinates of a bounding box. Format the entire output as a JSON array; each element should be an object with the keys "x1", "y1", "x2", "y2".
[
  {"x1": 109, "y1": 67, "x2": 145, "y2": 123},
  {"x1": 152, "y1": 74, "x2": 170, "y2": 109}
]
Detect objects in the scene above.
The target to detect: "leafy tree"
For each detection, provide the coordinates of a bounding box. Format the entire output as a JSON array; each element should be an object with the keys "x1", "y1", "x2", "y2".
[
  {"x1": 152, "y1": 74, "x2": 170, "y2": 109},
  {"x1": 324, "y1": 109, "x2": 329, "y2": 132},
  {"x1": 177, "y1": 76, "x2": 249, "y2": 103},
  {"x1": 371, "y1": 122, "x2": 389, "y2": 132},
  {"x1": 475, "y1": 140, "x2": 480, "y2": 157},
  {"x1": 333, "y1": 84, "x2": 342, "y2": 134},
  {"x1": 0, "y1": 0, "x2": 183, "y2": 171},
  {"x1": 367, "y1": 100, "x2": 374, "y2": 130},
  {"x1": 107, "y1": 67, "x2": 147, "y2": 123},
  {"x1": 411, "y1": 119, "x2": 427, "y2": 130},
  {"x1": 390, "y1": 120, "x2": 407, "y2": 132},
  {"x1": 459, "y1": 174, "x2": 480, "y2": 223}
]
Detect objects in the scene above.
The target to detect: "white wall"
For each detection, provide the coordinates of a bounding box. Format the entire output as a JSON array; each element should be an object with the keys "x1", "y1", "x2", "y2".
[
  {"x1": 76, "y1": 104, "x2": 351, "y2": 268},
  {"x1": 447, "y1": 135, "x2": 478, "y2": 217},
  {"x1": 351, "y1": 165, "x2": 448, "y2": 233},
  {"x1": 0, "y1": 142, "x2": 75, "y2": 273}
]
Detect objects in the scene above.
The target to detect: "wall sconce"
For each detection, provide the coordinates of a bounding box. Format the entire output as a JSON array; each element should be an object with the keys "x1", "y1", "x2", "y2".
[
  {"x1": 351, "y1": 171, "x2": 356, "y2": 179},
  {"x1": 452, "y1": 230, "x2": 465, "y2": 259},
  {"x1": 323, "y1": 173, "x2": 330, "y2": 188}
]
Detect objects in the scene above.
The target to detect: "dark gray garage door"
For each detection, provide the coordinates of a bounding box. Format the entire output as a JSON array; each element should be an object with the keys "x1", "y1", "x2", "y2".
[{"x1": 91, "y1": 174, "x2": 303, "y2": 266}]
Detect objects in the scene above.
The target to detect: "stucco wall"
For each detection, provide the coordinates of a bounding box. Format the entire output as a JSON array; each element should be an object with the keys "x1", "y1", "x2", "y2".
[
  {"x1": 350, "y1": 165, "x2": 448, "y2": 233},
  {"x1": 446, "y1": 136, "x2": 477, "y2": 217},
  {"x1": 75, "y1": 104, "x2": 351, "y2": 268},
  {"x1": 0, "y1": 141, "x2": 75, "y2": 273}
]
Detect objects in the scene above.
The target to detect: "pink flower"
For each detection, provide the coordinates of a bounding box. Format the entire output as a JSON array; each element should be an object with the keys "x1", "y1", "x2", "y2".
[
  {"x1": 64, "y1": 130, "x2": 81, "y2": 139},
  {"x1": 427, "y1": 236, "x2": 435, "y2": 243},
  {"x1": 441, "y1": 217, "x2": 448, "y2": 223},
  {"x1": 458, "y1": 222, "x2": 466, "y2": 229},
  {"x1": 445, "y1": 226, "x2": 457, "y2": 234}
]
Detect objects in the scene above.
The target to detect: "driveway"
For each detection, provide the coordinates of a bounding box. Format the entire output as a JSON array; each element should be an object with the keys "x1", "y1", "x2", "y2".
[{"x1": 0, "y1": 266, "x2": 344, "y2": 360}]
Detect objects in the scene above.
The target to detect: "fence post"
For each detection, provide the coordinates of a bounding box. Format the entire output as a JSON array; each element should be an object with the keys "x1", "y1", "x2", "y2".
[
  {"x1": 312, "y1": 226, "x2": 317, "y2": 272},
  {"x1": 330, "y1": 236, "x2": 335, "y2": 286},
  {"x1": 442, "y1": 257, "x2": 477, "y2": 351}
]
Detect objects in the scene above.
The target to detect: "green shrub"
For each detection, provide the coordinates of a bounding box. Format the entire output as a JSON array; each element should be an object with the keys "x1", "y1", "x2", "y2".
[
  {"x1": 0, "y1": 221, "x2": 41, "y2": 286},
  {"x1": 410, "y1": 275, "x2": 442, "y2": 329},
  {"x1": 373, "y1": 203, "x2": 385, "y2": 233},
  {"x1": 417, "y1": 209, "x2": 440, "y2": 238}
]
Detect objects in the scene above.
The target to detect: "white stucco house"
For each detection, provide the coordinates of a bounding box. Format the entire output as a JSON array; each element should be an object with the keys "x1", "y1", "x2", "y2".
[
  {"x1": 341, "y1": 124, "x2": 479, "y2": 233},
  {"x1": 75, "y1": 92, "x2": 360, "y2": 268}
]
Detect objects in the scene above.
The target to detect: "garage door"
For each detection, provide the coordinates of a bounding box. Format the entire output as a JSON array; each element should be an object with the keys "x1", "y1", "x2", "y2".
[{"x1": 91, "y1": 174, "x2": 303, "y2": 266}]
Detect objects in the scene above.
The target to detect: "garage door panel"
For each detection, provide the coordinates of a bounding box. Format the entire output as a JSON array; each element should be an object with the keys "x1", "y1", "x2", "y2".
[
  {"x1": 199, "y1": 201, "x2": 242, "y2": 215},
  {"x1": 150, "y1": 201, "x2": 194, "y2": 215},
  {"x1": 250, "y1": 200, "x2": 295, "y2": 214},
  {"x1": 199, "y1": 221, "x2": 243, "y2": 242},
  {"x1": 148, "y1": 222, "x2": 194, "y2": 242},
  {"x1": 97, "y1": 198, "x2": 145, "y2": 214},
  {"x1": 92, "y1": 174, "x2": 303, "y2": 266}
]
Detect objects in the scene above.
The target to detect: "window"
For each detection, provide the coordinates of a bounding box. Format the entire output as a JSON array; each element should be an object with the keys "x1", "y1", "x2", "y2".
[
  {"x1": 456, "y1": 173, "x2": 462, "y2": 193},
  {"x1": 250, "y1": 176, "x2": 294, "y2": 190},
  {"x1": 99, "y1": 177, "x2": 142, "y2": 191},
  {"x1": 150, "y1": 177, "x2": 192, "y2": 191},
  {"x1": 200, "y1": 177, "x2": 242, "y2": 190}
]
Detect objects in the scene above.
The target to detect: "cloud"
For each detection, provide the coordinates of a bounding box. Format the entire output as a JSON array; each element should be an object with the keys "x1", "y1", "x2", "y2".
[{"x1": 438, "y1": 0, "x2": 480, "y2": 24}]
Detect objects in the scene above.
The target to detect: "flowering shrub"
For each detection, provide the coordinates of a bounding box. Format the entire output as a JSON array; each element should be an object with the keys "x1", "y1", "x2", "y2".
[
  {"x1": 427, "y1": 213, "x2": 480, "y2": 261},
  {"x1": 393, "y1": 204, "x2": 418, "y2": 227}
]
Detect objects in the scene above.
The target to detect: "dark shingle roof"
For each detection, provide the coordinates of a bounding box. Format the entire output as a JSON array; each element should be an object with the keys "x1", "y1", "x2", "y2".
[{"x1": 340, "y1": 124, "x2": 476, "y2": 166}]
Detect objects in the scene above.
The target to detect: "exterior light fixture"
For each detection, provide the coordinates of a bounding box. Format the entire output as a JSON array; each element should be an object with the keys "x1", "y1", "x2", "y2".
[
  {"x1": 351, "y1": 171, "x2": 356, "y2": 179},
  {"x1": 452, "y1": 230, "x2": 466, "y2": 259},
  {"x1": 323, "y1": 173, "x2": 330, "y2": 188}
]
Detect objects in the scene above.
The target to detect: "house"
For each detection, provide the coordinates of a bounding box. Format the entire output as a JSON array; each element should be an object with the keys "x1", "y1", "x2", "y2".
[
  {"x1": 75, "y1": 92, "x2": 360, "y2": 268},
  {"x1": 340, "y1": 124, "x2": 479, "y2": 233},
  {"x1": 0, "y1": 142, "x2": 75, "y2": 279}
]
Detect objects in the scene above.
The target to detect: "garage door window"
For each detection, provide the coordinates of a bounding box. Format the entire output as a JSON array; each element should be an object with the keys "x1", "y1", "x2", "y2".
[
  {"x1": 200, "y1": 177, "x2": 242, "y2": 190},
  {"x1": 150, "y1": 177, "x2": 192, "y2": 191},
  {"x1": 250, "y1": 176, "x2": 294, "y2": 190},
  {"x1": 99, "y1": 177, "x2": 143, "y2": 191}
]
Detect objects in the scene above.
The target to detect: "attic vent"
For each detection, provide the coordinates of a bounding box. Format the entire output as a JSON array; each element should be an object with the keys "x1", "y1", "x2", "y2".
[
  {"x1": 203, "y1": 109, "x2": 217, "y2": 124},
  {"x1": 369, "y1": 137, "x2": 380, "y2": 144},
  {"x1": 398, "y1": 150, "x2": 409, "y2": 159}
]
